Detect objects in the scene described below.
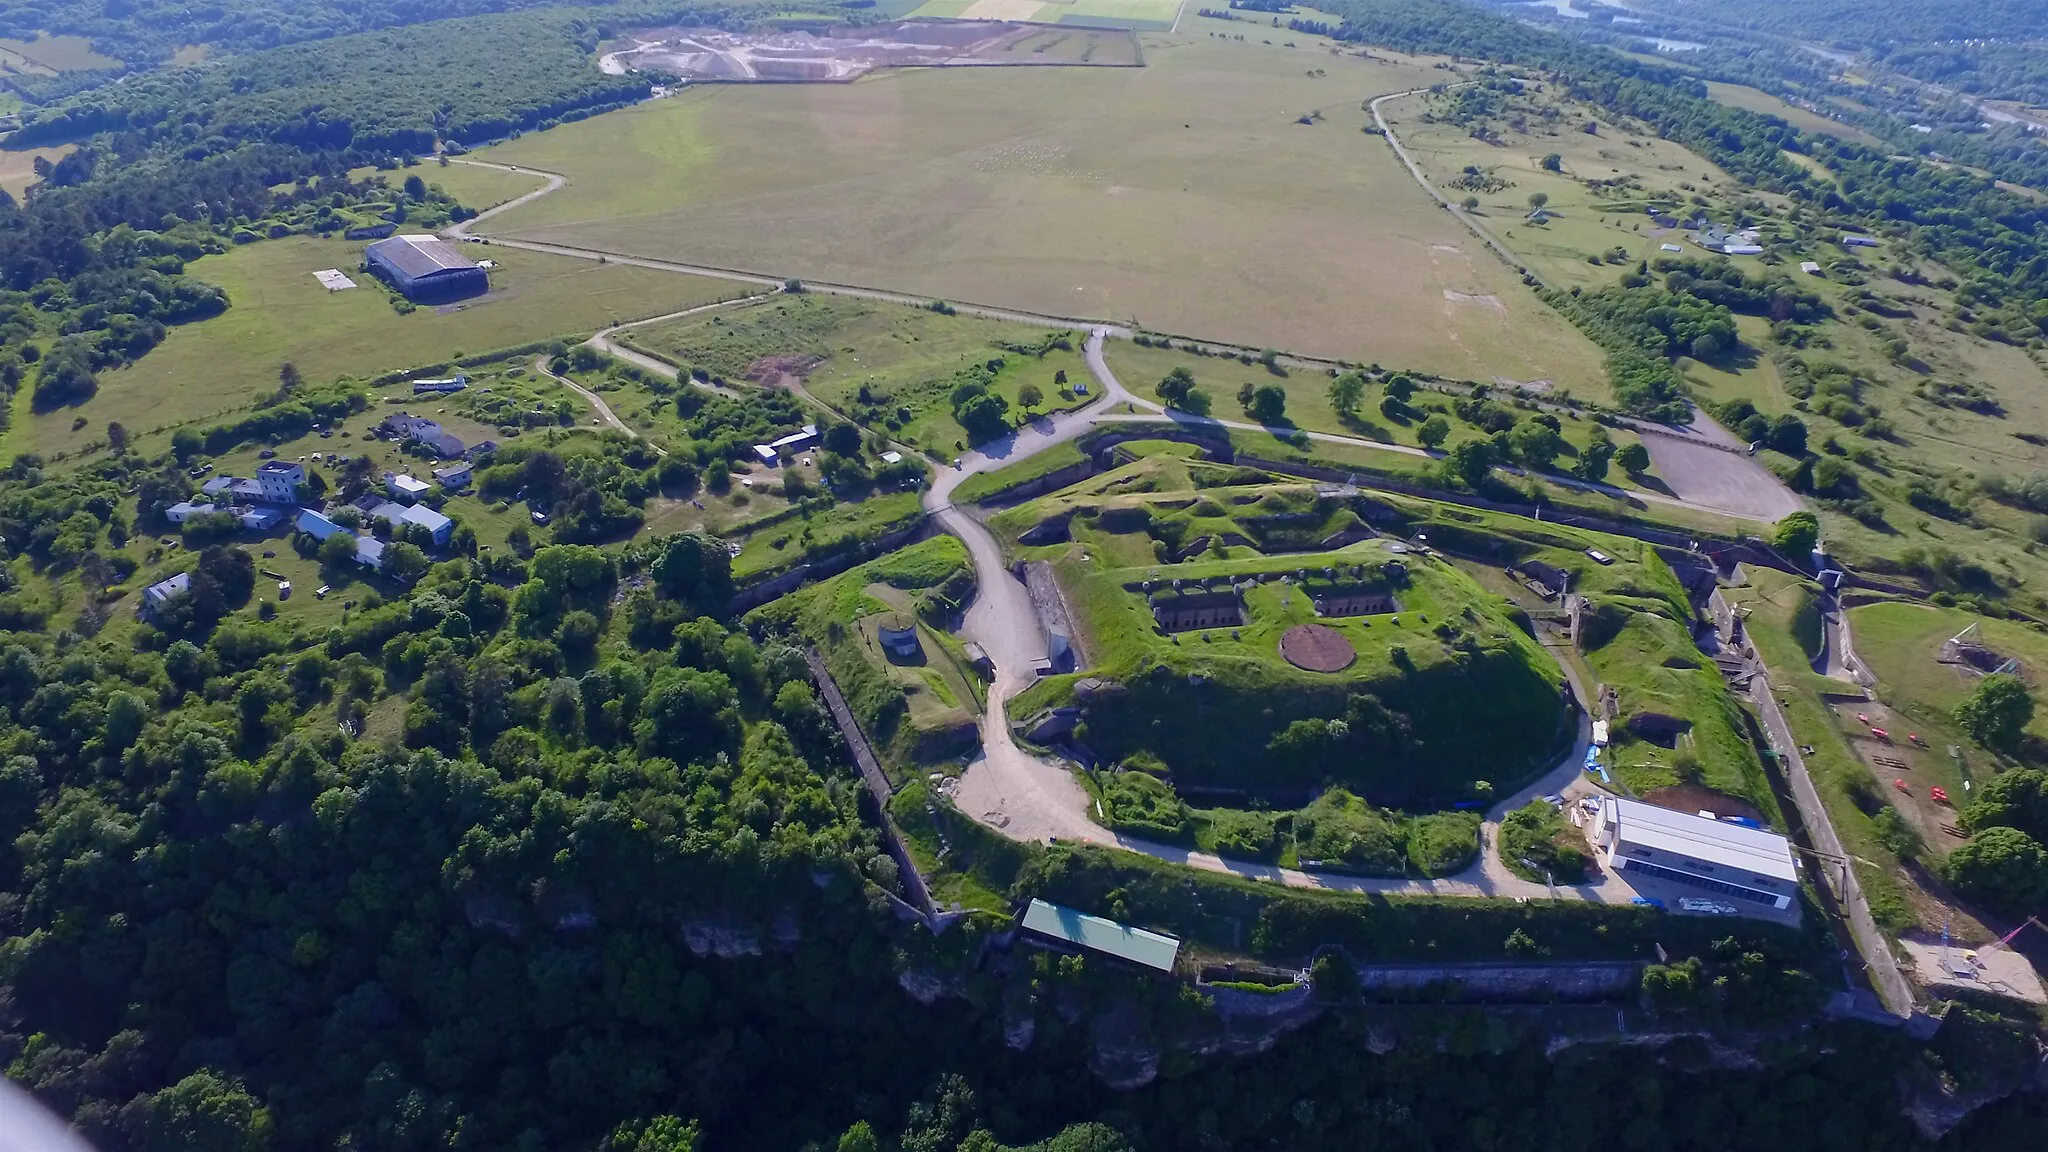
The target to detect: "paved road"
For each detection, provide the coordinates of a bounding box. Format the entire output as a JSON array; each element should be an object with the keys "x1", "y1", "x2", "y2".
[{"x1": 1749, "y1": 673, "x2": 1914, "y2": 1015}]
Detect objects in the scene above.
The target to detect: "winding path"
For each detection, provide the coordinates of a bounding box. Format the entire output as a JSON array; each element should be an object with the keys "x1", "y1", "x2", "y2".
[
  {"x1": 926, "y1": 333, "x2": 1620, "y2": 902},
  {"x1": 438, "y1": 145, "x2": 1786, "y2": 905}
]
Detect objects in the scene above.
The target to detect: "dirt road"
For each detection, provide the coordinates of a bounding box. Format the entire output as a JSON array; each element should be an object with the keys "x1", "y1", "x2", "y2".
[{"x1": 930, "y1": 333, "x2": 1624, "y2": 902}]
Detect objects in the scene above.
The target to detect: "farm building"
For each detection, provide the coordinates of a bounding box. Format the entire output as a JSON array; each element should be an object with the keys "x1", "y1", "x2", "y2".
[
  {"x1": 1840, "y1": 233, "x2": 1880, "y2": 248},
  {"x1": 1592, "y1": 797, "x2": 1796, "y2": 909},
  {"x1": 433, "y1": 462, "x2": 473, "y2": 489},
  {"x1": 363, "y1": 235, "x2": 488, "y2": 301},
  {"x1": 1017, "y1": 899, "x2": 1181, "y2": 974},
  {"x1": 165, "y1": 501, "x2": 217, "y2": 524}
]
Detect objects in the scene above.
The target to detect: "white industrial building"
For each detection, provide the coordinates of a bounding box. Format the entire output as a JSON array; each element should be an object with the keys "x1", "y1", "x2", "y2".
[{"x1": 1592, "y1": 797, "x2": 1797, "y2": 909}]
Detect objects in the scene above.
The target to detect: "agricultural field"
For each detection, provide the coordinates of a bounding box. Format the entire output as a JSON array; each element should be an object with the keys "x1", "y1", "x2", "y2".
[
  {"x1": 8, "y1": 237, "x2": 750, "y2": 462},
  {"x1": 467, "y1": 27, "x2": 1603, "y2": 384},
  {"x1": 1702, "y1": 81, "x2": 1885, "y2": 148},
  {"x1": 0, "y1": 141, "x2": 71, "y2": 200},
  {"x1": 617, "y1": 294, "x2": 1093, "y2": 454},
  {"x1": 897, "y1": 0, "x2": 1184, "y2": 32}
]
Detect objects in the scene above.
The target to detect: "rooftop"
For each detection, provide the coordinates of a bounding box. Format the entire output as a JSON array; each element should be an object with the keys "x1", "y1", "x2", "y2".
[
  {"x1": 365, "y1": 234, "x2": 479, "y2": 280},
  {"x1": 1020, "y1": 898, "x2": 1181, "y2": 973},
  {"x1": 1609, "y1": 797, "x2": 1796, "y2": 884}
]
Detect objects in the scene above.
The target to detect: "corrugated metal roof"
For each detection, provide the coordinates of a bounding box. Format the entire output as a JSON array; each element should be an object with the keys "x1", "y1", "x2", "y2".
[
  {"x1": 365, "y1": 234, "x2": 478, "y2": 280},
  {"x1": 1020, "y1": 899, "x2": 1180, "y2": 972},
  {"x1": 1611, "y1": 797, "x2": 1796, "y2": 883}
]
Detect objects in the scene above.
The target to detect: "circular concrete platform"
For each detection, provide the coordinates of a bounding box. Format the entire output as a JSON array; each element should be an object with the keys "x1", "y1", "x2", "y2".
[{"x1": 1280, "y1": 623, "x2": 1355, "y2": 673}]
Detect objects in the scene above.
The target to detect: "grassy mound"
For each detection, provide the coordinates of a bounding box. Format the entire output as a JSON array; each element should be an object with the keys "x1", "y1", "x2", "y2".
[{"x1": 1024, "y1": 537, "x2": 1568, "y2": 807}]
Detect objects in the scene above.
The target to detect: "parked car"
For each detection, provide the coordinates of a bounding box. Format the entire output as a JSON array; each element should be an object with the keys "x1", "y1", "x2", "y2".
[{"x1": 1630, "y1": 897, "x2": 1665, "y2": 910}]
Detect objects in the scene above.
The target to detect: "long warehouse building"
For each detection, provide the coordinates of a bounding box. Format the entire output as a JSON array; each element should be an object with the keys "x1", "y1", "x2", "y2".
[
  {"x1": 364, "y1": 234, "x2": 488, "y2": 301},
  {"x1": 1593, "y1": 796, "x2": 1798, "y2": 909}
]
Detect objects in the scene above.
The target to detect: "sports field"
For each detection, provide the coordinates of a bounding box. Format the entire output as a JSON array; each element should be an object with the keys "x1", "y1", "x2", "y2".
[
  {"x1": 468, "y1": 27, "x2": 1604, "y2": 386},
  {"x1": 8, "y1": 236, "x2": 747, "y2": 460},
  {"x1": 901, "y1": 0, "x2": 1183, "y2": 31}
]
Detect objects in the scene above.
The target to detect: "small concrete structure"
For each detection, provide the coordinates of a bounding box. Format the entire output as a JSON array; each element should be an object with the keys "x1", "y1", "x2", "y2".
[
  {"x1": 165, "y1": 501, "x2": 217, "y2": 524},
  {"x1": 140, "y1": 572, "x2": 190, "y2": 621},
  {"x1": 1310, "y1": 586, "x2": 1398, "y2": 618},
  {"x1": 1150, "y1": 588, "x2": 1243, "y2": 632},
  {"x1": 876, "y1": 612, "x2": 922, "y2": 659},
  {"x1": 1800, "y1": 261, "x2": 1824, "y2": 275}
]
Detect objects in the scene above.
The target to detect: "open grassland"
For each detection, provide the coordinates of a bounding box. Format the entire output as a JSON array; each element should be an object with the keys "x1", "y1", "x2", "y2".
[
  {"x1": 0, "y1": 142, "x2": 72, "y2": 200},
  {"x1": 1383, "y1": 84, "x2": 1739, "y2": 295},
  {"x1": 469, "y1": 30, "x2": 1602, "y2": 383},
  {"x1": 1104, "y1": 336, "x2": 1658, "y2": 482},
  {"x1": 11, "y1": 237, "x2": 750, "y2": 462},
  {"x1": 1703, "y1": 82, "x2": 1885, "y2": 148},
  {"x1": 422, "y1": 162, "x2": 551, "y2": 212},
  {"x1": 0, "y1": 34, "x2": 120, "y2": 73},
  {"x1": 619, "y1": 294, "x2": 1092, "y2": 453},
  {"x1": 1851, "y1": 601, "x2": 2048, "y2": 752}
]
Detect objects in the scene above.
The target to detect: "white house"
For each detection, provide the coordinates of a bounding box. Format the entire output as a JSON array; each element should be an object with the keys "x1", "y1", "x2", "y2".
[
  {"x1": 166, "y1": 501, "x2": 217, "y2": 524},
  {"x1": 386, "y1": 472, "x2": 433, "y2": 501},
  {"x1": 1593, "y1": 797, "x2": 1796, "y2": 909},
  {"x1": 432, "y1": 462, "x2": 473, "y2": 489}
]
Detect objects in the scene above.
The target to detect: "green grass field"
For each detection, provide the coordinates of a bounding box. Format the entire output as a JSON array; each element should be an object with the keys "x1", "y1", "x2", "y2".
[
  {"x1": 618, "y1": 294, "x2": 1092, "y2": 453},
  {"x1": 466, "y1": 28, "x2": 1602, "y2": 383},
  {"x1": 0, "y1": 34, "x2": 120, "y2": 73},
  {"x1": 9, "y1": 237, "x2": 751, "y2": 462},
  {"x1": 1703, "y1": 82, "x2": 1885, "y2": 148}
]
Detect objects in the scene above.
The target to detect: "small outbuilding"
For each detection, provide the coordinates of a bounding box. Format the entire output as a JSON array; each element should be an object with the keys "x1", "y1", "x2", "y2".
[
  {"x1": 876, "y1": 612, "x2": 922, "y2": 660},
  {"x1": 140, "y1": 572, "x2": 191, "y2": 621}
]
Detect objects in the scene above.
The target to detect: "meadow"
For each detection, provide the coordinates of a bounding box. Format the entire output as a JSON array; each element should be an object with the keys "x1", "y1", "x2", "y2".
[
  {"x1": 1381, "y1": 82, "x2": 1741, "y2": 294},
  {"x1": 9, "y1": 236, "x2": 750, "y2": 461},
  {"x1": 467, "y1": 23, "x2": 1604, "y2": 384},
  {"x1": 619, "y1": 294, "x2": 1093, "y2": 454}
]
